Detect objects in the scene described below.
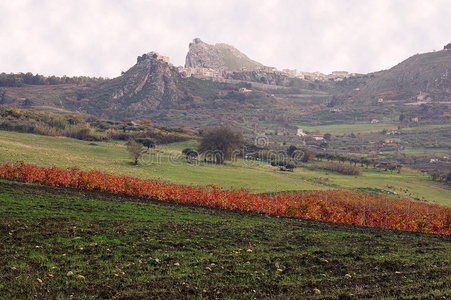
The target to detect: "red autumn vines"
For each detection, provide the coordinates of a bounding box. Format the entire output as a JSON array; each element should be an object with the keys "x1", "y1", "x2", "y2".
[{"x1": 1, "y1": 161, "x2": 450, "y2": 234}]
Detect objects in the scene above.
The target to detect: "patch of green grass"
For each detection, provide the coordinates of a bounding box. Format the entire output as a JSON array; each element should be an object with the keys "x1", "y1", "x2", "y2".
[
  {"x1": 0, "y1": 130, "x2": 450, "y2": 205},
  {"x1": 0, "y1": 181, "x2": 450, "y2": 298},
  {"x1": 295, "y1": 122, "x2": 399, "y2": 135}
]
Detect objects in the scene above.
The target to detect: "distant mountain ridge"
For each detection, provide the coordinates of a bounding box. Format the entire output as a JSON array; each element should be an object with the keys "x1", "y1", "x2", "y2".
[
  {"x1": 358, "y1": 48, "x2": 451, "y2": 102},
  {"x1": 1, "y1": 40, "x2": 450, "y2": 128}
]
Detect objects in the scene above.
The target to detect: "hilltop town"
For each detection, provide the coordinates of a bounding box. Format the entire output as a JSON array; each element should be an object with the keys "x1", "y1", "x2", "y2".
[{"x1": 149, "y1": 39, "x2": 361, "y2": 83}]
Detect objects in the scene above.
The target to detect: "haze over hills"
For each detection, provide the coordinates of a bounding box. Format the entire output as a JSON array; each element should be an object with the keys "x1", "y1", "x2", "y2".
[
  {"x1": 0, "y1": 39, "x2": 450, "y2": 176},
  {"x1": 0, "y1": 39, "x2": 450, "y2": 128}
]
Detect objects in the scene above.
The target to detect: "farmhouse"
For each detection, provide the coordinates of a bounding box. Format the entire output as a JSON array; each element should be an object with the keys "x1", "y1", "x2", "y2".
[
  {"x1": 312, "y1": 134, "x2": 324, "y2": 141},
  {"x1": 386, "y1": 130, "x2": 400, "y2": 135},
  {"x1": 296, "y1": 128, "x2": 307, "y2": 137},
  {"x1": 239, "y1": 87, "x2": 252, "y2": 93}
]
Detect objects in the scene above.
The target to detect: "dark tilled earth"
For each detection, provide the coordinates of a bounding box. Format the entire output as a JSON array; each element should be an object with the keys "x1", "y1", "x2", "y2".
[{"x1": 0, "y1": 181, "x2": 450, "y2": 299}]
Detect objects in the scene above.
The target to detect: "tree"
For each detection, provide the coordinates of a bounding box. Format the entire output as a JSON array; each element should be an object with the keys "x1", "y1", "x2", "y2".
[
  {"x1": 0, "y1": 89, "x2": 5, "y2": 104},
  {"x1": 324, "y1": 133, "x2": 331, "y2": 141},
  {"x1": 127, "y1": 139, "x2": 145, "y2": 165},
  {"x1": 399, "y1": 114, "x2": 405, "y2": 122},
  {"x1": 182, "y1": 148, "x2": 198, "y2": 159},
  {"x1": 300, "y1": 147, "x2": 315, "y2": 163},
  {"x1": 139, "y1": 119, "x2": 153, "y2": 127},
  {"x1": 198, "y1": 127, "x2": 244, "y2": 164},
  {"x1": 271, "y1": 160, "x2": 297, "y2": 172},
  {"x1": 136, "y1": 138, "x2": 155, "y2": 150},
  {"x1": 284, "y1": 161, "x2": 297, "y2": 172},
  {"x1": 22, "y1": 98, "x2": 33, "y2": 107},
  {"x1": 286, "y1": 145, "x2": 298, "y2": 157}
]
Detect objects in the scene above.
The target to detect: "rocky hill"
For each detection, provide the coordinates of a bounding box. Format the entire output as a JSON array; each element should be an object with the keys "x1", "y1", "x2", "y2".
[
  {"x1": 78, "y1": 52, "x2": 187, "y2": 119},
  {"x1": 73, "y1": 50, "x2": 276, "y2": 123},
  {"x1": 185, "y1": 38, "x2": 263, "y2": 71},
  {"x1": 2, "y1": 40, "x2": 450, "y2": 129},
  {"x1": 358, "y1": 48, "x2": 451, "y2": 102}
]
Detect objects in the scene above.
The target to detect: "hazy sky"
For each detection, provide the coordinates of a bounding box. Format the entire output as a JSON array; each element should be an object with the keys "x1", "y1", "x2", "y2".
[{"x1": 1, "y1": 0, "x2": 450, "y2": 77}]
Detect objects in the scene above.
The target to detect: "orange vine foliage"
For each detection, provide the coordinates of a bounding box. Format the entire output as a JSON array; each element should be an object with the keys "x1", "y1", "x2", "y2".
[{"x1": 1, "y1": 161, "x2": 450, "y2": 234}]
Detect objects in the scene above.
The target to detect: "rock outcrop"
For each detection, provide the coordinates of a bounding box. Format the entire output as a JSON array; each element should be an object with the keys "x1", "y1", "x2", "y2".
[
  {"x1": 82, "y1": 52, "x2": 187, "y2": 119},
  {"x1": 185, "y1": 38, "x2": 263, "y2": 72}
]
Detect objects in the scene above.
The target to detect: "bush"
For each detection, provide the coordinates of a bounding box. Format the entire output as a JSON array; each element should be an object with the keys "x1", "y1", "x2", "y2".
[
  {"x1": 136, "y1": 138, "x2": 155, "y2": 149},
  {"x1": 182, "y1": 148, "x2": 198, "y2": 158},
  {"x1": 310, "y1": 162, "x2": 361, "y2": 176},
  {"x1": 271, "y1": 159, "x2": 297, "y2": 171}
]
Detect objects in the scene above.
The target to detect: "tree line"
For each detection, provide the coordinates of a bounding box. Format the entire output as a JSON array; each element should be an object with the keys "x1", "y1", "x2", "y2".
[
  {"x1": 315, "y1": 152, "x2": 402, "y2": 173},
  {"x1": 0, "y1": 72, "x2": 105, "y2": 87}
]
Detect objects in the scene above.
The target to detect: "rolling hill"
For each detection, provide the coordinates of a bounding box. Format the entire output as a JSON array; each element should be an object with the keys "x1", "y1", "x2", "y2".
[
  {"x1": 358, "y1": 48, "x2": 451, "y2": 102},
  {"x1": 0, "y1": 40, "x2": 450, "y2": 130}
]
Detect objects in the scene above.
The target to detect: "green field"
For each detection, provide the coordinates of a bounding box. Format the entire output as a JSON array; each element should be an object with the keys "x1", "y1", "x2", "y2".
[
  {"x1": 0, "y1": 181, "x2": 450, "y2": 298},
  {"x1": 1, "y1": 130, "x2": 450, "y2": 206},
  {"x1": 295, "y1": 122, "x2": 400, "y2": 135}
]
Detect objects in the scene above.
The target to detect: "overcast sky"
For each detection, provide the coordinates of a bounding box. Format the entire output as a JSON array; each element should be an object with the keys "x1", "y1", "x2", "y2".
[{"x1": 1, "y1": 0, "x2": 450, "y2": 78}]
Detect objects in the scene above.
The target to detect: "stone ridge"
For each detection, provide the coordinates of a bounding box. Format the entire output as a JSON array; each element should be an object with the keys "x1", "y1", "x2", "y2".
[{"x1": 185, "y1": 38, "x2": 263, "y2": 71}]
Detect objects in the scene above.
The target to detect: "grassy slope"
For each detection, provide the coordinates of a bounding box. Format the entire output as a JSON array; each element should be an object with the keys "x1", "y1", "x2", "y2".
[
  {"x1": 0, "y1": 181, "x2": 450, "y2": 298},
  {"x1": 295, "y1": 122, "x2": 399, "y2": 135},
  {"x1": 217, "y1": 47, "x2": 262, "y2": 71},
  {"x1": 0, "y1": 130, "x2": 450, "y2": 206},
  {"x1": 2, "y1": 84, "x2": 80, "y2": 112},
  {"x1": 295, "y1": 122, "x2": 451, "y2": 136}
]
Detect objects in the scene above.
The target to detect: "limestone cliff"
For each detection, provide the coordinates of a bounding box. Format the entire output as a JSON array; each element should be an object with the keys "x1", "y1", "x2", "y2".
[{"x1": 185, "y1": 38, "x2": 263, "y2": 72}]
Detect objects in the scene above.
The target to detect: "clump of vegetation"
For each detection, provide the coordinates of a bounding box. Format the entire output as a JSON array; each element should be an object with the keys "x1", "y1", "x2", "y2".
[
  {"x1": 135, "y1": 138, "x2": 155, "y2": 150},
  {"x1": 271, "y1": 160, "x2": 297, "y2": 172},
  {"x1": 0, "y1": 106, "x2": 105, "y2": 141},
  {"x1": 127, "y1": 139, "x2": 145, "y2": 165},
  {"x1": 198, "y1": 126, "x2": 244, "y2": 164},
  {"x1": 182, "y1": 148, "x2": 198, "y2": 160},
  {"x1": 0, "y1": 106, "x2": 197, "y2": 144},
  {"x1": 0, "y1": 72, "x2": 105, "y2": 87},
  {"x1": 428, "y1": 171, "x2": 451, "y2": 184},
  {"x1": 310, "y1": 162, "x2": 361, "y2": 176}
]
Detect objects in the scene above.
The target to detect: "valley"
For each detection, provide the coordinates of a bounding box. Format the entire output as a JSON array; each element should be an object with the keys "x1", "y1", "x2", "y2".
[{"x1": 0, "y1": 36, "x2": 450, "y2": 299}]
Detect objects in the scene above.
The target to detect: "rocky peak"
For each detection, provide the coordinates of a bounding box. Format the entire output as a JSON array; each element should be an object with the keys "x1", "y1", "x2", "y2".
[
  {"x1": 81, "y1": 51, "x2": 185, "y2": 119},
  {"x1": 185, "y1": 38, "x2": 263, "y2": 71}
]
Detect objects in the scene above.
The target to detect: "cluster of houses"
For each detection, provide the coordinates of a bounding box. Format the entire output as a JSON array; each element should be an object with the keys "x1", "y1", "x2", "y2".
[
  {"x1": 176, "y1": 65, "x2": 360, "y2": 83},
  {"x1": 296, "y1": 128, "x2": 324, "y2": 141},
  {"x1": 255, "y1": 127, "x2": 325, "y2": 142},
  {"x1": 429, "y1": 156, "x2": 451, "y2": 164},
  {"x1": 151, "y1": 50, "x2": 359, "y2": 84},
  {"x1": 298, "y1": 71, "x2": 359, "y2": 82}
]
